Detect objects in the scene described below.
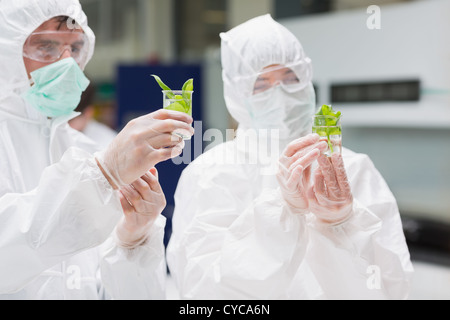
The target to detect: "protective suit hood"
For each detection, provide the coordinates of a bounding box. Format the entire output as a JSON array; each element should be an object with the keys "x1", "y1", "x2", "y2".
[
  {"x1": 220, "y1": 14, "x2": 314, "y2": 135},
  {"x1": 0, "y1": 0, "x2": 95, "y2": 119}
]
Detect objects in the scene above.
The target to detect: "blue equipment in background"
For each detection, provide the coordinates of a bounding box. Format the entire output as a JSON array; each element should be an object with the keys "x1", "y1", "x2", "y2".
[{"x1": 116, "y1": 64, "x2": 203, "y2": 246}]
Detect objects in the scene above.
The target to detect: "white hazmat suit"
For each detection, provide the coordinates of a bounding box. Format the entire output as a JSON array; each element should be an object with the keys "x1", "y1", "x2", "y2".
[
  {"x1": 0, "y1": 0, "x2": 166, "y2": 299},
  {"x1": 166, "y1": 14, "x2": 414, "y2": 299}
]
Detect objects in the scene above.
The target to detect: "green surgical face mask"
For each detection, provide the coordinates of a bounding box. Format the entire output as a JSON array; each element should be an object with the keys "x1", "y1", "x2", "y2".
[{"x1": 22, "y1": 57, "x2": 90, "y2": 118}]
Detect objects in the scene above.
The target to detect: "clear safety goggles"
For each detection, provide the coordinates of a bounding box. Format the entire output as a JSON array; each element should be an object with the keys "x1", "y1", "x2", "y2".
[
  {"x1": 252, "y1": 65, "x2": 305, "y2": 95},
  {"x1": 23, "y1": 31, "x2": 89, "y2": 65},
  {"x1": 226, "y1": 60, "x2": 312, "y2": 97}
]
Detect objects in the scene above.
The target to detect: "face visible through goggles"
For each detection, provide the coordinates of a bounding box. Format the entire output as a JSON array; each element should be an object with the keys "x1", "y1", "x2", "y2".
[
  {"x1": 23, "y1": 31, "x2": 88, "y2": 65},
  {"x1": 253, "y1": 65, "x2": 301, "y2": 95}
]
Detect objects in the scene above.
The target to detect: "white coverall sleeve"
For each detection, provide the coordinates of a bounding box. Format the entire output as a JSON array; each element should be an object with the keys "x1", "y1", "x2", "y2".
[
  {"x1": 99, "y1": 215, "x2": 167, "y2": 300},
  {"x1": 0, "y1": 147, "x2": 121, "y2": 294},
  {"x1": 304, "y1": 154, "x2": 413, "y2": 300},
  {"x1": 167, "y1": 165, "x2": 308, "y2": 300}
]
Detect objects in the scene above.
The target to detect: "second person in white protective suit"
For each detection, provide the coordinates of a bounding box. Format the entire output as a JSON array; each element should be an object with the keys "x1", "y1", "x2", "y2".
[
  {"x1": 167, "y1": 14, "x2": 414, "y2": 299},
  {"x1": 0, "y1": 0, "x2": 193, "y2": 299}
]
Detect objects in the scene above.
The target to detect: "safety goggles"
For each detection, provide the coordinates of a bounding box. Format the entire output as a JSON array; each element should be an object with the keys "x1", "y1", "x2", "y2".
[
  {"x1": 252, "y1": 65, "x2": 305, "y2": 95},
  {"x1": 23, "y1": 31, "x2": 89, "y2": 65},
  {"x1": 225, "y1": 60, "x2": 312, "y2": 97}
]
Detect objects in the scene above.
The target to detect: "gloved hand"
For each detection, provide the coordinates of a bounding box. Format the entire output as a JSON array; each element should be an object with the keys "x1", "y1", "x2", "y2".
[
  {"x1": 277, "y1": 134, "x2": 328, "y2": 214},
  {"x1": 95, "y1": 109, "x2": 193, "y2": 189},
  {"x1": 115, "y1": 168, "x2": 166, "y2": 249},
  {"x1": 307, "y1": 153, "x2": 353, "y2": 224}
]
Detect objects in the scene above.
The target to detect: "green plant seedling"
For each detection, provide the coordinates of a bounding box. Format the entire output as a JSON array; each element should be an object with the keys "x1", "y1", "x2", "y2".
[
  {"x1": 313, "y1": 104, "x2": 342, "y2": 153},
  {"x1": 151, "y1": 75, "x2": 194, "y2": 115}
]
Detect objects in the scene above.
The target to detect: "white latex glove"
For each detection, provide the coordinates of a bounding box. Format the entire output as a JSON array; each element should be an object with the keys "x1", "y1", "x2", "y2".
[
  {"x1": 95, "y1": 109, "x2": 194, "y2": 189},
  {"x1": 277, "y1": 134, "x2": 328, "y2": 214},
  {"x1": 307, "y1": 153, "x2": 353, "y2": 224},
  {"x1": 115, "y1": 168, "x2": 166, "y2": 249}
]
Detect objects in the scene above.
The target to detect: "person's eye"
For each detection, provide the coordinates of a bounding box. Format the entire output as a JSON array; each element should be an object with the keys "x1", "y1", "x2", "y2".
[
  {"x1": 283, "y1": 76, "x2": 300, "y2": 84},
  {"x1": 253, "y1": 85, "x2": 271, "y2": 94},
  {"x1": 253, "y1": 79, "x2": 271, "y2": 93},
  {"x1": 38, "y1": 45, "x2": 55, "y2": 52}
]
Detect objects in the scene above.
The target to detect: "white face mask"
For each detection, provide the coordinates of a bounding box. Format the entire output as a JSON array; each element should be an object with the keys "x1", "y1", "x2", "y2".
[{"x1": 246, "y1": 84, "x2": 315, "y2": 141}]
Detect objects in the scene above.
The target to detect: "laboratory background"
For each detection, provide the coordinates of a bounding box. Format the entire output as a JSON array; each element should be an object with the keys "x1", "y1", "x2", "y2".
[{"x1": 79, "y1": 0, "x2": 450, "y2": 300}]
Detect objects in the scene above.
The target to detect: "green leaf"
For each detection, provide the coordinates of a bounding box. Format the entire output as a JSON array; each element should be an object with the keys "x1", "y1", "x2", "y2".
[
  {"x1": 151, "y1": 74, "x2": 175, "y2": 98},
  {"x1": 173, "y1": 95, "x2": 187, "y2": 112},
  {"x1": 182, "y1": 78, "x2": 194, "y2": 92},
  {"x1": 317, "y1": 104, "x2": 341, "y2": 118},
  {"x1": 314, "y1": 104, "x2": 342, "y2": 153},
  {"x1": 321, "y1": 104, "x2": 331, "y2": 115},
  {"x1": 328, "y1": 127, "x2": 342, "y2": 136},
  {"x1": 182, "y1": 78, "x2": 194, "y2": 109},
  {"x1": 165, "y1": 102, "x2": 186, "y2": 113},
  {"x1": 152, "y1": 74, "x2": 194, "y2": 114}
]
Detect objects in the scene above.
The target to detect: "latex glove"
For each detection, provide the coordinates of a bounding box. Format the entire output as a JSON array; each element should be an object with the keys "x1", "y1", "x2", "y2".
[
  {"x1": 115, "y1": 168, "x2": 166, "y2": 249},
  {"x1": 307, "y1": 153, "x2": 353, "y2": 224},
  {"x1": 96, "y1": 109, "x2": 194, "y2": 189},
  {"x1": 277, "y1": 134, "x2": 328, "y2": 214}
]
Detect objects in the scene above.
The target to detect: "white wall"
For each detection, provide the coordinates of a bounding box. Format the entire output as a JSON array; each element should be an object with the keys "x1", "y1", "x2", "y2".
[
  {"x1": 84, "y1": 0, "x2": 174, "y2": 82},
  {"x1": 203, "y1": 48, "x2": 230, "y2": 132},
  {"x1": 281, "y1": 0, "x2": 450, "y2": 127},
  {"x1": 280, "y1": 0, "x2": 450, "y2": 222},
  {"x1": 227, "y1": 0, "x2": 273, "y2": 28},
  {"x1": 333, "y1": 0, "x2": 410, "y2": 10}
]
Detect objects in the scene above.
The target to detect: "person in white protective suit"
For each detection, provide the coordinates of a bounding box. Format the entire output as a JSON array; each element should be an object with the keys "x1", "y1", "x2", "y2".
[
  {"x1": 166, "y1": 14, "x2": 414, "y2": 300},
  {"x1": 0, "y1": 0, "x2": 193, "y2": 299}
]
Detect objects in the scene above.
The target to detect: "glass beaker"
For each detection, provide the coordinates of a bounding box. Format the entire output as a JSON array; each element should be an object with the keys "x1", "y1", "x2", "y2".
[
  {"x1": 312, "y1": 115, "x2": 342, "y2": 157},
  {"x1": 162, "y1": 90, "x2": 193, "y2": 140}
]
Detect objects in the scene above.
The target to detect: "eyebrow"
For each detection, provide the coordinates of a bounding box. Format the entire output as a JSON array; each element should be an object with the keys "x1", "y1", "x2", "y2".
[
  {"x1": 30, "y1": 38, "x2": 85, "y2": 46},
  {"x1": 72, "y1": 40, "x2": 85, "y2": 46},
  {"x1": 284, "y1": 69, "x2": 295, "y2": 75},
  {"x1": 30, "y1": 39, "x2": 60, "y2": 46}
]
